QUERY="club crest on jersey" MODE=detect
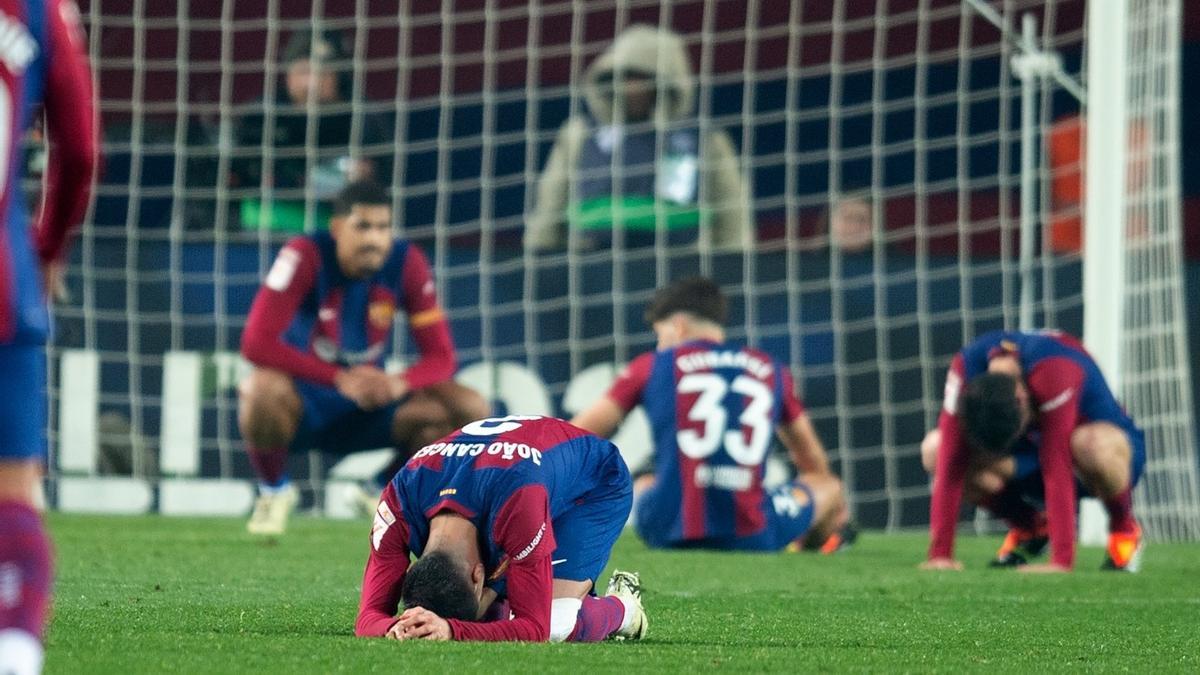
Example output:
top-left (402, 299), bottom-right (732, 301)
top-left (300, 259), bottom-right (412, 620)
top-left (368, 300), bottom-right (395, 329)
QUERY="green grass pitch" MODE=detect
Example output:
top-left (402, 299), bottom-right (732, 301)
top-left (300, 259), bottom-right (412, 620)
top-left (44, 514), bottom-right (1199, 673)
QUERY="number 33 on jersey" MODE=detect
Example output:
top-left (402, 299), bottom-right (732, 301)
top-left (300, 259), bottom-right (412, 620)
top-left (606, 339), bottom-right (805, 497)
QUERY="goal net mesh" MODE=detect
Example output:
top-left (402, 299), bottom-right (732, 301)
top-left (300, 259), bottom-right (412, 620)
top-left (44, 0), bottom-right (1197, 536)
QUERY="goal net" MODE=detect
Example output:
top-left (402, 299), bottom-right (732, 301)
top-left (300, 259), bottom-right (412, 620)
top-left (45, 0), bottom-right (1198, 537)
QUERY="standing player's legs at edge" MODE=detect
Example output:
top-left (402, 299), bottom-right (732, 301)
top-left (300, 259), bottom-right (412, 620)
top-left (237, 367), bottom-right (489, 535)
top-left (0, 346), bottom-right (52, 675)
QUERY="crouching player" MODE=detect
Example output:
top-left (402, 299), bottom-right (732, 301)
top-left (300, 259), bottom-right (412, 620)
top-left (238, 180), bottom-right (488, 535)
top-left (921, 330), bottom-right (1146, 573)
top-left (354, 415), bottom-right (647, 642)
top-left (572, 277), bottom-right (852, 553)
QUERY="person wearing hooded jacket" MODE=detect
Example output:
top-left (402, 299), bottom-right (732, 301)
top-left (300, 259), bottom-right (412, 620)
top-left (525, 25), bottom-right (751, 253)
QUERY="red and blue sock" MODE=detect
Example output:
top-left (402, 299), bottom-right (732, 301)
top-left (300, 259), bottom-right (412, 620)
top-left (1104, 487), bottom-right (1138, 534)
top-left (0, 501), bottom-right (53, 640)
top-left (567, 595), bottom-right (626, 642)
top-left (247, 445), bottom-right (290, 489)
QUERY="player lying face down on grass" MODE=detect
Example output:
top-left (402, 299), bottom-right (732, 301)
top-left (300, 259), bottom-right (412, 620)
top-left (237, 180), bottom-right (489, 536)
top-left (571, 277), bottom-right (854, 553)
top-left (355, 415), bottom-right (647, 642)
top-left (920, 330), bottom-right (1146, 573)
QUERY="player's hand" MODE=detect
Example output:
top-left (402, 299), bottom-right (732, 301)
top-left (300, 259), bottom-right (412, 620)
top-left (336, 366), bottom-right (397, 410)
top-left (919, 558), bottom-right (964, 571)
top-left (40, 260), bottom-right (68, 303)
top-left (1017, 563), bottom-right (1071, 574)
top-left (393, 606), bottom-right (451, 641)
top-left (387, 375), bottom-right (409, 402)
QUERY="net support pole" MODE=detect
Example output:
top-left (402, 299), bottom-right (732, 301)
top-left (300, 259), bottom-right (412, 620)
top-left (1014, 13), bottom-right (1040, 331)
top-left (1081, 0), bottom-right (1130, 545)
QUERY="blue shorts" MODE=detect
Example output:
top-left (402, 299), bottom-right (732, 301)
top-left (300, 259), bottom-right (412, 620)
top-left (0, 344), bottom-right (47, 461)
top-left (731, 482), bottom-right (816, 551)
top-left (634, 480), bottom-right (815, 552)
top-left (1009, 423), bottom-right (1147, 499)
top-left (547, 458), bottom-right (632, 587)
top-left (289, 379), bottom-right (402, 454)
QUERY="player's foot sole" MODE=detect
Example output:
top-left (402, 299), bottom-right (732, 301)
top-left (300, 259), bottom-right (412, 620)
top-left (605, 569), bottom-right (647, 641)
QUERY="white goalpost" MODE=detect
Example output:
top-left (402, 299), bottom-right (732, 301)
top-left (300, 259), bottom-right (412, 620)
top-left (1086, 0), bottom-right (1200, 541)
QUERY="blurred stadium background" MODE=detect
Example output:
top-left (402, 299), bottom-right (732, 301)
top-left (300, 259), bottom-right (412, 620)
top-left (39, 0), bottom-right (1200, 537)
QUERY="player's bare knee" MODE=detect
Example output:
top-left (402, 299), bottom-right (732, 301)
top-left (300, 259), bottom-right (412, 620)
top-left (237, 369), bottom-right (301, 445)
top-left (920, 428), bottom-right (940, 475)
top-left (0, 461), bottom-right (41, 506)
top-left (427, 381), bottom-right (491, 426)
top-left (391, 394), bottom-right (454, 449)
top-left (1072, 423), bottom-right (1129, 469)
top-left (803, 474), bottom-right (844, 523)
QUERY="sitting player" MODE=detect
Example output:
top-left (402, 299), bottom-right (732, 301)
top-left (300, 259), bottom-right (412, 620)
top-left (355, 415), bottom-right (646, 642)
top-left (572, 277), bottom-right (852, 552)
top-left (921, 329), bottom-right (1146, 573)
top-left (238, 180), bottom-right (489, 535)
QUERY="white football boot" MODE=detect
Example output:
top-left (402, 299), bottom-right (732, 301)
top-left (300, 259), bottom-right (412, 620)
top-left (605, 569), bottom-right (648, 640)
top-left (246, 483), bottom-right (300, 535)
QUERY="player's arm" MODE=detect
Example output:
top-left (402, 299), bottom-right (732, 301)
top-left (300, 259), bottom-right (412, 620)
top-left (776, 415), bottom-right (830, 475)
top-left (354, 484), bottom-right (413, 637)
top-left (240, 239), bottom-right (341, 386)
top-left (571, 352), bottom-right (655, 438)
top-left (925, 355), bottom-right (969, 568)
top-left (571, 398), bottom-right (625, 439)
top-left (774, 368), bottom-right (830, 475)
top-left (444, 485), bottom-right (555, 641)
top-left (35, 0), bottom-right (100, 267)
top-left (1026, 358), bottom-right (1085, 570)
top-left (394, 244), bottom-right (456, 392)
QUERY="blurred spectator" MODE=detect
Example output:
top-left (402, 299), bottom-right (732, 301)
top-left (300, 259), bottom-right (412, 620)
top-left (826, 195), bottom-right (874, 253)
top-left (232, 29), bottom-right (392, 232)
top-left (525, 25), bottom-right (751, 252)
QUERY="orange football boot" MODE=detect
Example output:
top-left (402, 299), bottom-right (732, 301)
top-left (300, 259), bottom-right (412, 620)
top-left (1102, 522), bottom-right (1144, 572)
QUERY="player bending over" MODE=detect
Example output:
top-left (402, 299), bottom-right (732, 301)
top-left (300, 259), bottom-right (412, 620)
top-left (572, 277), bottom-right (852, 553)
top-left (238, 180), bottom-right (489, 535)
top-left (921, 329), bottom-right (1145, 573)
top-left (0, 1), bottom-right (99, 672)
top-left (355, 415), bottom-right (646, 642)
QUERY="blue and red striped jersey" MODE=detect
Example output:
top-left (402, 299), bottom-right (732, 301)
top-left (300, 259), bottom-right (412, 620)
top-left (356, 415), bottom-right (628, 641)
top-left (0, 0), bottom-right (98, 346)
top-left (240, 231), bottom-right (456, 388)
top-left (606, 339), bottom-right (805, 545)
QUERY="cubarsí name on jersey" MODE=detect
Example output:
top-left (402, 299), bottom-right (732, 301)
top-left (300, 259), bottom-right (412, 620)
top-left (676, 349), bottom-right (773, 379)
top-left (412, 440), bottom-right (544, 466)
